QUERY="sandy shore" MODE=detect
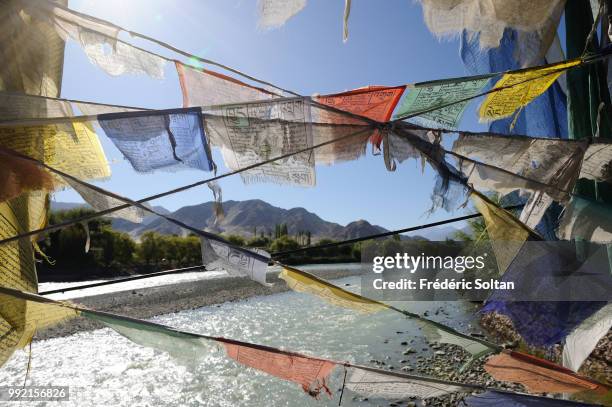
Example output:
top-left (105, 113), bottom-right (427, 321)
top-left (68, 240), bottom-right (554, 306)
top-left (37, 267), bottom-right (361, 340)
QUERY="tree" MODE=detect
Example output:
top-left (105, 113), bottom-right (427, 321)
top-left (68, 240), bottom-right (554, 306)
top-left (225, 234), bottom-right (246, 247)
top-left (280, 223), bottom-right (288, 237)
top-left (138, 231), bottom-right (163, 265)
top-left (246, 235), bottom-right (271, 248)
top-left (269, 236), bottom-right (300, 252)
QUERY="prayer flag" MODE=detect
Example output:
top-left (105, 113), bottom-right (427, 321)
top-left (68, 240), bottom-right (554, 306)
top-left (204, 98), bottom-right (315, 186)
top-left (98, 108), bottom-right (213, 173)
top-left (223, 341), bottom-right (336, 398)
top-left (395, 76), bottom-right (491, 128)
top-left (484, 351), bottom-right (609, 395)
top-left (464, 390), bottom-right (600, 406)
top-left (176, 63), bottom-right (276, 107)
top-left (346, 367), bottom-right (472, 400)
top-left (200, 237), bottom-right (271, 286)
top-left (279, 267), bottom-right (386, 313)
top-left (558, 196), bottom-right (612, 243)
top-left (563, 304), bottom-right (612, 372)
top-left (479, 60), bottom-right (581, 121)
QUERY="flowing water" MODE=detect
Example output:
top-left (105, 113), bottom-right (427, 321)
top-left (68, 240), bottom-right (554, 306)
top-left (2, 265), bottom-right (483, 406)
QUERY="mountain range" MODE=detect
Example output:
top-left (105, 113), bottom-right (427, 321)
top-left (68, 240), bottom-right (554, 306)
top-left (51, 199), bottom-right (466, 241)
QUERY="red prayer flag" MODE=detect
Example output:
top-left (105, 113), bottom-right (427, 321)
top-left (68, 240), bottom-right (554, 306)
top-left (222, 341), bottom-right (337, 398)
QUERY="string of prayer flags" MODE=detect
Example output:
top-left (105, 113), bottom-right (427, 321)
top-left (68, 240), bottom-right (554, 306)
top-left (279, 266), bottom-right (386, 313)
top-left (558, 196), bottom-right (612, 243)
top-left (563, 304), bottom-right (612, 373)
top-left (484, 351), bottom-right (610, 396)
top-left (1, 147), bottom-right (269, 289)
top-left (479, 59), bottom-right (581, 121)
top-left (98, 108), bottom-right (213, 173)
top-left (394, 75), bottom-right (492, 128)
top-left (0, 287), bottom-right (508, 402)
top-left (87, 306), bottom-right (336, 399)
top-left (0, 147), bottom-right (55, 203)
top-left (464, 390), bottom-right (601, 406)
top-left (222, 341), bottom-right (336, 398)
top-left (345, 367), bottom-right (474, 400)
top-left (200, 237), bottom-right (271, 286)
top-left (204, 98), bottom-right (316, 186)
top-left (176, 63), bottom-right (277, 107)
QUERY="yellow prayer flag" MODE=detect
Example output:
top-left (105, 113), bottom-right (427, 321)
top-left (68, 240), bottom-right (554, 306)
top-left (0, 191), bottom-right (63, 367)
top-left (0, 122), bottom-right (110, 187)
top-left (470, 191), bottom-right (531, 275)
top-left (279, 267), bottom-right (386, 313)
top-left (0, 291), bottom-right (78, 366)
top-left (479, 59), bottom-right (581, 121)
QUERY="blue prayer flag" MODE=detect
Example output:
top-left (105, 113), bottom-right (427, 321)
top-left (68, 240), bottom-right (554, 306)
top-left (99, 107), bottom-right (213, 173)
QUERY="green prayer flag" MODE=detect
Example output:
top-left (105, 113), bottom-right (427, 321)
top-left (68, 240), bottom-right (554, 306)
top-left (394, 76), bottom-right (492, 128)
top-left (83, 310), bottom-right (218, 359)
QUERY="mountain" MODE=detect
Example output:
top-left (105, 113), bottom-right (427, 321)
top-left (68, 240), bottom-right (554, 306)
top-left (50, 201), bottom-right (88, 211)
top-left (80, 199), bottom-right (422, 242)
top-left (51, 198), bottom-right (434, 242)
top-left (405, 223), bottom-right (468, 241)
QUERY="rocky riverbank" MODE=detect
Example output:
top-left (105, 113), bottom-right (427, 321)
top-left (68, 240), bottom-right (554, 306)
top-left (480, 312), bottom-right (612, 385)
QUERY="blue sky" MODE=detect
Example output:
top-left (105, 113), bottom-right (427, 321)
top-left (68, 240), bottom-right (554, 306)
top-left (55, 0), bottom-right (488, 230)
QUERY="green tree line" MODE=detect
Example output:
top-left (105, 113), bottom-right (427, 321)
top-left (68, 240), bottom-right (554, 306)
top-left (37, 210), bottom-right (375, 280)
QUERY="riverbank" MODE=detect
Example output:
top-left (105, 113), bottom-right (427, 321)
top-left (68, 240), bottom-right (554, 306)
top-left (480, 312), bottom-right (612, 385)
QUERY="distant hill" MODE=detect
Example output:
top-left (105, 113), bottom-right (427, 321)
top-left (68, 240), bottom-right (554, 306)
top-left (51, 198), bottom-right (429, 242)
top-left (50, 201), bottom-right (88, 211)
top-left (49, 198), bottom-right (475, 242)
top-left (405, 224), bottom-right (468, 241)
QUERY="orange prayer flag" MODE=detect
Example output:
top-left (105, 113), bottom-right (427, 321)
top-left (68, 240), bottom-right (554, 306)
top-left (222, 340), bottom-right (337, 398)
top-left (484, 351), bottom-right (610, 395)
top-left (315, 85), bottom-right (406, 148)
top-left (0, 147), bottom-right (55, 202)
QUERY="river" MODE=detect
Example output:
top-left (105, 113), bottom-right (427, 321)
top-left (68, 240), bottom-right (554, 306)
top-left (2, 265), bottom-right (483, 406)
